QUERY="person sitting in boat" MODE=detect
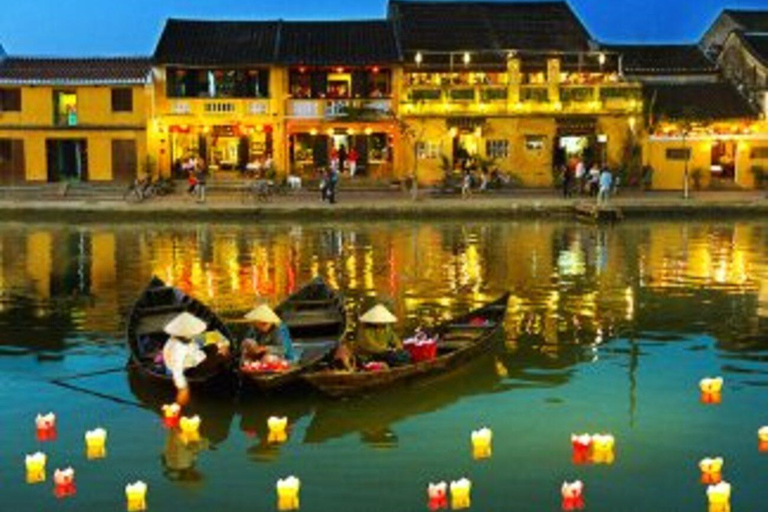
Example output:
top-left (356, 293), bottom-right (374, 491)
top-left (356, 304), bottom-right (411, 367)
top-left (162, 312), bottom-right (230, 406)
top-left (241, 304), bottom-right (297, 370)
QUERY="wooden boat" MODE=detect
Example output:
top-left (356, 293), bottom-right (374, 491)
top-left (239, 277), bottom-right (347, 391)
top-left (126, 276), bottom-right (235, 386)
top-left (301, 293), bottom-right (510, 397)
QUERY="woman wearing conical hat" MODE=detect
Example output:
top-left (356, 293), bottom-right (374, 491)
top-left (356, 304), bottom-right (410, 366)
top-left (162, 312), bottom-right (229, 406)
top-left (241, 304), bottom-right (297, 365)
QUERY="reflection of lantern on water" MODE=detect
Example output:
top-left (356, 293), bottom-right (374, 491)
top-left (700, 377), bottom-right (723, 404)
top-left (471, 427), bottom-right (492, 460)
top-left (126, 481), bottom-right (148, 511)
top-left (758, 426), bottom-right (768, 452)
top-left (707, 481), bottom-right (731, 512)
top-left (591, 434), bottom-right (615, 465)
top-left (571, 434), bottom-right (592, 464)
top-left (162, 404), bottom-right (181, 428)
top-left (36, 412), bottom-right (57, 441)
top-left (85, 428), bottom-right (107, 460)
top-left (700, 457), bottom-right (724, 484)
top-left (25, 452), bottom-right (47, 484)
top-left (449, 478), bottom-right (471, 510)
top-left (276, 476), bottom-right (301, 511)
top-left (268, 416), bottom-right (288, 444)
top-left (179, 416), bottom-right (201, 444)
top-left (53, 467), bottom-right (76, 498)
top-left (427, 482), bottom-right (448, 510)
top-left (561, 480), bottom-right (584, 511)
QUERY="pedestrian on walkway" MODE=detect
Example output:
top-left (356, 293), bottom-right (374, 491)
top-left (597, 166), bottom-right (613, 206)
top-left (461, 170), bottom-right (472, 199)
top-left (348, 147), bottom-right (359, 177)
top-left (574, 158), bottom-right (586, 194)
top-left (588, 163), bottom-right (600, 196)
top-left (327, 167), bottom-right (339, 204)
top-left (561, 164), bottom-right (572, 198)
top-left (195, 160), bottom-right (208, 204)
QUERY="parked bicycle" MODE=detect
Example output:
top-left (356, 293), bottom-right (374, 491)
top-left (240, 179), bottom-right (291, 204)
top-left (124, 177), bottom-right (175, 203)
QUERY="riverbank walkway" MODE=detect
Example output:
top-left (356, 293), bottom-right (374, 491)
top-left (0, 185), bottom-right (765, 221)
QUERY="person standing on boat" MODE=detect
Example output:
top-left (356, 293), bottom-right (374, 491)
top-left (356, 304), bottom-right (410, 366)
top-left (241, 304), bottom-right (297, 363)
top-left (162, 312), bottom-right (229, 406)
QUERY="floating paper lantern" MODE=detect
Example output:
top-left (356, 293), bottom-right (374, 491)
top-left (699, 457), bottom-right (724, 485)
top-left (268, 416), bottom-right (288, 444)
top-left (758, 426), bottom-right (768, 452)
top-left (53, 467), bottom-right (76, 499)
top-left (571, 434), bottom-right (592, 465)
top-left (449, 478), bottom-right (471, 510)
top-left (706, 481), bottom-right (731, 512)
top-left (126, 481), bottom-right (148, 511)
top-left (591, 434), bottom-right (615, 465)
top-left (85, 428), bottom-right (107, 460)
top-left (162, 404), bottom-right (181, 428)
top-left (179, 415), bottom-right (201, 444)
top-left (25, 452), bottom-right (47, 484)
top-left (36, 412), bottom-right (57, 442)
top-left (561, 480), bottom-right (585, 511)
top-left (471, 427), bottom-right (492, 460)
top-left (700, 377), bottom-right (723, 404)
top-left (276, 476), bottom-right (301, 511)
top-left (427, 482), bottom-right (448, 510)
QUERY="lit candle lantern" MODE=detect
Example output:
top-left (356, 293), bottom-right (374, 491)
top-left (53, 467), bottom-right (76, 499)
top-left (85, 428), bottom-right (107, 459)
top-left (591, 434), bottom-right (615, 464)
top-left (427, 482), bottom-right (448, 510)
top-left (706, 481), bottom-right (731, 512)
top-left (570, 434), bottom-right (592, 465)
top-left (126, 481), bottom-right (148, 511)
top-left (561, 480), bottom-right (585, 511)
top-left (276, 476), bottom-right (301, 511)
top-left (25, 452), bottom-right (47, 484)
top-left (471, 427), bottom-right (492, 460)
top-left (268, 416), bottom-right (289, 444)
top-left (162, 403), bottom-right (181, 428)
top-left (449, 478), bottom-right (471, 510)
top-left (700, 377), bottom-right (724, 404)
top-left (179, 415), bottom-right (201, 444)
top-left (36, 412), bottom-right (57, 442)
top-left (758, 426), bottom-right (768, 452)
top-left (699, 457), bottom-right (724, 485)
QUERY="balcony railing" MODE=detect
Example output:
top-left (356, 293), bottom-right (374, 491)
top-left (166, 99), bottom-right (270, 117)
top-left (286, 99), bottom-right (393, 119)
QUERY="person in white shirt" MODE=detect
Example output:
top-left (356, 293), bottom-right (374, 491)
top-left (162, 312), bottom-right (229, 405)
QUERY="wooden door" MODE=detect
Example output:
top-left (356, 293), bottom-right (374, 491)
top-left (112, 139), bottom-right (137, 182)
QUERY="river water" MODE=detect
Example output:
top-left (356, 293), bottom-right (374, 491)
top-left (0, 219), bottom-right (767, 511)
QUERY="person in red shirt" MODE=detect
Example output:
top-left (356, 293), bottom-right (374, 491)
top-left (348, 147), bottom-right (359, 177)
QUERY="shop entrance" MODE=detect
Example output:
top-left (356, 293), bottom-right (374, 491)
top-left (46, 139), bottom-right (88, 182)
top-left (452, 132), bottom-right (481, 170)
top-left (710, 140), bottom-right (736, 181)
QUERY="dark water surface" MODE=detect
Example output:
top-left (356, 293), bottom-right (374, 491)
top-left (1, 220), bottom-right (767, 512)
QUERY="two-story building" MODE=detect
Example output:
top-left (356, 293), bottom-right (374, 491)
top-left (390, 0), bottom-right (643, 185)
top-left (0, 56), bottom-right (151, 183)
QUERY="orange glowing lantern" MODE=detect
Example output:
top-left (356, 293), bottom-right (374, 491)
top-left (707, 481), bottom-right (731, 512)
top-left (428, 482), bottom-right (448, 510)
top-left (36, 412), bottom-right (57, 442)
top-left (85, 428), bottom-right (107, 460)
top-left (162, 403), bottom-right (181, 428)
top-left (700, 457), bottom-right (723, 485)
top-left (268, 416), bottom-right (288, 444)
top-left (561, 480), bottom-right (584, 511)
top-left (126, 481), bottom-right (148, 511)
top-left (571, 434), bottom-right (592, 465)
top-left (700, 377), bottom-right (723, 404)
top-left (471, 427), bottom-right (492, 460)
top-left (25, 452), bottom-right (47, 484)
top-left (449, 478), bottom-right (471, 510)
top-left (276, 476), bottom-right (300, 511)
top-left (179, 415), bottom-right (201, 444)
top-left (53, 467), bottom-right (76, 499)
top-left (759, 426), bottom-right (768, 452)
top-left (591, 434), bottom-right (615, 465)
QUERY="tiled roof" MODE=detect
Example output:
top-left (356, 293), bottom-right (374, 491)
top-left (389, 0), bottom-right (592, 56)
top-left (603, 44), bottom-right (717, 74)
top-left (154, 19), bottom-right (280, 65)
top-left (646, 82), bottom-right (758, 121)
top-left (725, 9), bottom-right (768, 32)
top-left (741, 33), bottom-right (768, 68)
top-left (277, 21), bottom-right (400, 65)
top-left (0, 57), bottom-right (151, 85)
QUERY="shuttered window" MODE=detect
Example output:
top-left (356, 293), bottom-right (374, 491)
top-left (0, 88), bottom-right (22, 112)
top-left (111, 88), bottom-right (134, 112)
top-left (111, 139), bottom-right (137, 182)
top-left (0, 139), bottom-right (26, 183)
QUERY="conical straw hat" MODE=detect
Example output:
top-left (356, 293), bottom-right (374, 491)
top-left (360, 304), bottom-right (397, 324)
top-left (164, 312), bottom-right (207, 339)
top-left (244, 304), bottom-right (282, 324)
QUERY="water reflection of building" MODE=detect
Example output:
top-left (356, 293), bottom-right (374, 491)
top-left (0, 221), bottom-right (765, 354)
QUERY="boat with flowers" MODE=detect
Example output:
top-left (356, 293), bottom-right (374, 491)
top-left (301, 293), bottom-right (510, 397)
top-left (239, 277), bottom-right (347, 391)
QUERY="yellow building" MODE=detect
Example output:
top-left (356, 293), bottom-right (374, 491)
top-left (0, 56), bottom-right (151, 183)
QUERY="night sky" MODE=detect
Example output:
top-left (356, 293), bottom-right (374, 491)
top-left (1, 0), bottom-right (767, 56)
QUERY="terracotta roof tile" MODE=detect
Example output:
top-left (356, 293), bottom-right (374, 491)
top-left (604, 45), bottom-right (717, 74)
top-left (646, 82), bottom-right (758, 121)
top-left (0, 57), bottom-right (151, 84)
top-left (725, 9), bottom-right (768, 32)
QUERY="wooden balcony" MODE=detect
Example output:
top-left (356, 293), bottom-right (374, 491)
top-left (285, 98), bottom-right (393, 120)
top-left (164, 98), bottom-right (271, 117)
